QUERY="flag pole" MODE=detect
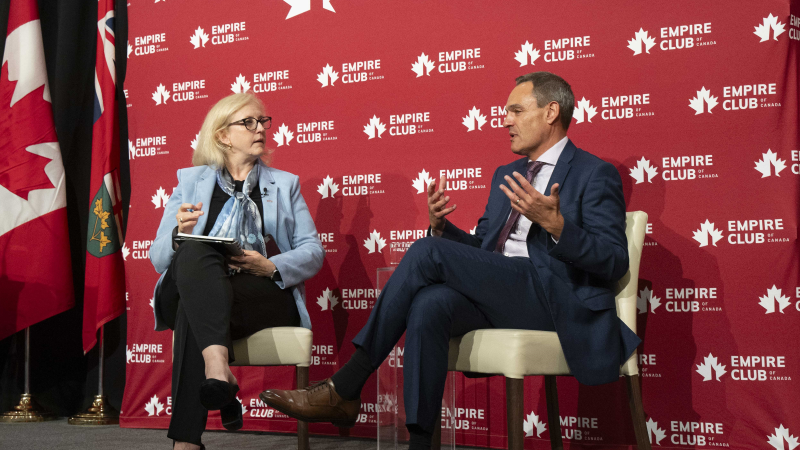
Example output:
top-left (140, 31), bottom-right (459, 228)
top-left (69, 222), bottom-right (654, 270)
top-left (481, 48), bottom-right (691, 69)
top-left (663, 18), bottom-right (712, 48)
top-left (68, 325), bottom-right (119, 425)
top-left (0, 328), bottom-right (57, 422)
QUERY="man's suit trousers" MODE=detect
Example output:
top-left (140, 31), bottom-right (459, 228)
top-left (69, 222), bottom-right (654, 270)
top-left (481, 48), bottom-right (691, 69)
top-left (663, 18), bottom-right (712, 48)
top-left (352, 237), bottom-right (555, 433)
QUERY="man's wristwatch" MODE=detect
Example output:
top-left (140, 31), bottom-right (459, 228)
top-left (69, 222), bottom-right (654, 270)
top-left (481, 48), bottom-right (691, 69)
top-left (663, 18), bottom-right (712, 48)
top-left (270, 269), bottom-right (282, 282)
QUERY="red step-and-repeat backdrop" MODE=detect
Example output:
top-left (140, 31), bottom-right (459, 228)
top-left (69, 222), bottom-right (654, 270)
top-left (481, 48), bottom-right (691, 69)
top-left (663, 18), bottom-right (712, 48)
top-left (119, 1), bottom-right (800, 448)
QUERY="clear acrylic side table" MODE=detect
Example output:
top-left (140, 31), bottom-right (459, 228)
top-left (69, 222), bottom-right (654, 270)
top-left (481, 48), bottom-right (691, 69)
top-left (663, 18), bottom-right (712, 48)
top-left (376, 266), bottom-right (456, 449)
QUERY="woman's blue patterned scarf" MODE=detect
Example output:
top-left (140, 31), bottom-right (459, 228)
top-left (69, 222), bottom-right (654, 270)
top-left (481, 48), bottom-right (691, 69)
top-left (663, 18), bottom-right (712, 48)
top-left (208, 164), bottom-right (266, 256)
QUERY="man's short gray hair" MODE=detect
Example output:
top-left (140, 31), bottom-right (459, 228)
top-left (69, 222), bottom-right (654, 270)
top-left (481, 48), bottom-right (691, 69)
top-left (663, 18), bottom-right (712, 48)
top-left (515, 72), bottom-right (575, 131)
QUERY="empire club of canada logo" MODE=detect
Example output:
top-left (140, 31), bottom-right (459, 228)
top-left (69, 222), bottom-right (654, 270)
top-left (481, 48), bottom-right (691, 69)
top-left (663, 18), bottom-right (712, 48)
top-left (273, 124), bottom-right (294, 147)
top-left (152, 84), bottom-right (170, 105)
top-left (759, 285), bottom-right (792, 314)
top-left (412, 170), bottom-right (435, 194)
top-left (692, 220), bottom-right (723, 247)
top-left (284, 0), bottom-right (335, 20)
top-left (627, 29), bottom-right (657, 55)
top-left (646, 418), bottom-right (667, 445)
top-left (317, 64), bottom-right (339, 87)
top-left (755, 149), bottom-right (787, 177)
top-left (637, 287), bottom-right (661, 314)
top-left (514, 41), bottom-right (541, 66)
top-left (689, 87), bottom-right (718, 114)
top-left (230, 74), bottom-right (250, 93)
top-left (630, 157), bottom-right (658, 184)
top-left (151, 187), bottom-right (170, 209)
top-left (364, 116), bottom-right (386, 139)
top-left (317, 287), bottom-right (339, 311)
top-left (462, 107), bottom-right (487, 131)
top-left (523, 410), bottom-right (547, 437)
top-left (144, 394), bottom-right (165, 416)
top-left (190, 27), bottom-right (209, 49)
top-left (317, 175), bottom-right (339, 199)
top-left (411, 53), bottom-right (435, 77)
top-left (696, 353), bottom-right (727, 381)
top-left (768, 425), bottom-right (799, 450)
top-left (363, 230), bottom-right (387, 253)
top-left (573, 97), bottom-right (597, 124)
top-left (754, 14), bottom-right (786, 42)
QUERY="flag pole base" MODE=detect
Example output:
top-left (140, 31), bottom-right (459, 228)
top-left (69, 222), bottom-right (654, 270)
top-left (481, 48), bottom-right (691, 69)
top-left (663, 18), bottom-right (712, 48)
top-left (0, 394), bottom-right (57, 422)
top-left (67, 395), bottom-right (119, 425)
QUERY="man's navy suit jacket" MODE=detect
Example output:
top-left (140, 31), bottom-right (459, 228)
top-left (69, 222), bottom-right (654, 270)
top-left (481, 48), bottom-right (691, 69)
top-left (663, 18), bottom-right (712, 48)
top-left (439, 139), bottom-right (641, 385)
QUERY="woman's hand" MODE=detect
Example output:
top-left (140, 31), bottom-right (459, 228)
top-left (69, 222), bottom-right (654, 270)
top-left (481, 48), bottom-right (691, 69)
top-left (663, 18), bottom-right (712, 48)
top-left (228, 250), bottom-right (276, 278)
top-left (176, 202), bottom-right (204, 234)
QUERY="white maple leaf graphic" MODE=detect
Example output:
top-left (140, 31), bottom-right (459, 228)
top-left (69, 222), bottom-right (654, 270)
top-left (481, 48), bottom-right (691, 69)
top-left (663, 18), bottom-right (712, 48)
top-left (629, 157), bottom-right (659, 184)
top-left (412, 170), bottom-right (435, 194)
top-left (759, 285), bottom-right (792, 314)
top-left (755, 149), bottom-right (787, 178)
top-left (646, 418), bottom-right (666, 445)
top-left (317, 175), bottom-right (340, 199)
top-left (126, 345), bottom-right (133, 364)
top-left (151, 187), bottom-right (170, 209)
top-left (272, 123), bottom-right (294, 147)
top-left (128, 140), bottom-right (136, 160)
top-left (462, 106), bottom-right (487, 131)
top-left (768, 424), bottom-right (800, 450)
top-left (573, 97), bottom-right (597, 124)
top-left (144, 395), bottom-right (165, 416)
top-left (411, 53), bottom-right (435, 77)
top-left (469, 226), bottom-right (476, 235)
top-left (284, 0), bottom-right (311, 19)
top-left (514, 41), bottom-right (540, 66)
top-left (317, 64), bottom-right (339, 87)
top-left (364, 230), bottom-right (387, 254)
top-left (692, 219), bottom-right (724, 247)
top-left (230, 74), bottom-right (251, 94)
top-left (316, 287), bottom-right (339, 311)
top-left (637, 287), bottom-right (661, 314)
top-left (689, 87), bottom-right (718, 115)
top-left (189, 26), bottom-right (209, 49)
top-left (696, 353), bottom-right (727, 381)
top-left (322, 0), bottom-right (335, 12)
top-left (151, 84), bottom-right (170, 105)
top-left (363, 115), bottom-right (386, 139)
top-left (523, 411), bottom-right (547, 437)
top-left (190, 133), bottom-right (200, 150)
top-left (755, 14), bottom-right (786, 42)
top-left (237, 396), bottom-right (247, 415)
top-left (627, 28), bottom-right (657, 55)
top-left (127, 43), bottom-right (132, 58)
top-left (121, 243), bottom-right (130, 261)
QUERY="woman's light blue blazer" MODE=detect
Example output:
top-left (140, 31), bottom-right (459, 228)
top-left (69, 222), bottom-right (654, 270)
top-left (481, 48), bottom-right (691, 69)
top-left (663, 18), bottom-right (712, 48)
top-left (149, 160), bottom-right (324, 331)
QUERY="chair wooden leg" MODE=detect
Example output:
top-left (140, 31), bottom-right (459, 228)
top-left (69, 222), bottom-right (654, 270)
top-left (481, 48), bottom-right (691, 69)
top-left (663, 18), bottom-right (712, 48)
top-left (544, 376), bottom-right (563, 450)
top-left (506, 377), bottom-right (524, 450)
top-left (431, 408), bottom-right (442, 450)
top-left (296, 366), bottom-right (310, 450)
top-left (625, 375), bottom-right (652, 450)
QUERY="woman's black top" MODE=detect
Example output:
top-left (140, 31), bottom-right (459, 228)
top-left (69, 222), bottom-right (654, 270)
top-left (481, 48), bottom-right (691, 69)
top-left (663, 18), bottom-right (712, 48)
top-left (202, 180), bottom-right (265, 236)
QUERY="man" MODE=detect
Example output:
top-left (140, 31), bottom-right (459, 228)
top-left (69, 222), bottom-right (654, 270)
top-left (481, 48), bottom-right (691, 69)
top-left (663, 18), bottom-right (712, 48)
top-left (260, 72), bottom-right (640, 450)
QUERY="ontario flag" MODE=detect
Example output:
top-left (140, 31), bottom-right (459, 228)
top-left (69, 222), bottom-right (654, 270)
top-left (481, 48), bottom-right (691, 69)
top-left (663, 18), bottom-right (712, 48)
top-left (0, 0), bottom-right (74, 340)
top-left (82, 0), bottom-right (125, 353)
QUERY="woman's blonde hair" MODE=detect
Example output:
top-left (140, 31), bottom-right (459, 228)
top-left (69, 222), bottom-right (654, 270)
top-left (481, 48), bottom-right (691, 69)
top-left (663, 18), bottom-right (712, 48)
top-left (192, 92), bottom-right (273, 168)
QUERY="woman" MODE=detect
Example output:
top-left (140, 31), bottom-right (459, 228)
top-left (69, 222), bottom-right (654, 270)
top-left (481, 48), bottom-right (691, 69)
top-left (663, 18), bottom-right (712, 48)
top-left (149, 92), bottom-right (324, 450)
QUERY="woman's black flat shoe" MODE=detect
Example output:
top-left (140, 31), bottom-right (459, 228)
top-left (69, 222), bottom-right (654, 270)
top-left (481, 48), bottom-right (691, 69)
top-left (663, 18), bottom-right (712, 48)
top-left (220, 397), bottom-right (244, 431)
top-left (199, 378), bottom-right (239, 411)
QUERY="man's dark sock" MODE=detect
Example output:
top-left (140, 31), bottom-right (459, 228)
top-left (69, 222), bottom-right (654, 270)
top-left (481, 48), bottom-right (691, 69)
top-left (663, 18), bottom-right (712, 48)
top-left (408, 425), bottom-right (433, 450)
top-left (330, 347), bottom-right (373, 401)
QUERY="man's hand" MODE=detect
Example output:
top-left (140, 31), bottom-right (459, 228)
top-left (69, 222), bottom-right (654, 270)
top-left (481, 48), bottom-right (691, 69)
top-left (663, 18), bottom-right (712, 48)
top-left (228, 250), bottom-right (277, 278)
top-left (499, 172), bottom-right (564, 240)
top-left (427, 174), bottom-right (456, 237)
top-left (176, 202), bottom-right (204, 234)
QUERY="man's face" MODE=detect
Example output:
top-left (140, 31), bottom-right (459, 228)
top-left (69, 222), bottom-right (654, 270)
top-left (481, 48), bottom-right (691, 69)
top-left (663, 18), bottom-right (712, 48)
top-left (503, 82), bottom-right (549, 157)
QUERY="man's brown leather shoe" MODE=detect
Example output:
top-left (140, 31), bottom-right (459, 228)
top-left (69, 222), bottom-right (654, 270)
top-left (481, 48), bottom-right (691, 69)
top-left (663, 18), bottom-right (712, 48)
top-left (259, 378), bottom-right (361, 427)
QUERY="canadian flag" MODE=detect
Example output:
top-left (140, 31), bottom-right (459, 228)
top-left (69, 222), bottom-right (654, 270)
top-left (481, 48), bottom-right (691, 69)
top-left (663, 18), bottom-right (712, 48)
top-left (0, 0), bottom-right (74, 340)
